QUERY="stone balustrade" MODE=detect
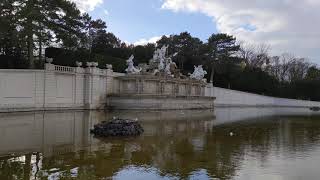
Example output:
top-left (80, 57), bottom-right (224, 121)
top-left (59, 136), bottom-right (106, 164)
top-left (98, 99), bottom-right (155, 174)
top-left (54, 65), bottom-right (76, 73)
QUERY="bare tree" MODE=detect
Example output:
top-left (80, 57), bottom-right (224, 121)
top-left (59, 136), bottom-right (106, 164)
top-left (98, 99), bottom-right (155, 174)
top-left (287, 58), bottom-right (311, 82)
top-left (237, 41), bottom-right (255, 63)
top-left (268, 53), bottom-right (311, 82)
top-left (237, 41), bottom-right (271, 68)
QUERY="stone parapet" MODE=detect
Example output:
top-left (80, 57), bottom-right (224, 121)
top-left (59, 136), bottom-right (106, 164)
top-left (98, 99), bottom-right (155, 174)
top-left (107, 94), bottom-right (215, 110)
top-left (113, 74), bottom-right (207, 97)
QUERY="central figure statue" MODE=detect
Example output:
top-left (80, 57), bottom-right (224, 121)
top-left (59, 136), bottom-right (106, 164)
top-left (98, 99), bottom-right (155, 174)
top-left (148, 45), bottom-right (179, 77)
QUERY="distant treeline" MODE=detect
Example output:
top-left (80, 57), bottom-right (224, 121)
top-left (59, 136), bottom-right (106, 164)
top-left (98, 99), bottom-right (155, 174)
top-left (1, 0), bottom-right (320, 101)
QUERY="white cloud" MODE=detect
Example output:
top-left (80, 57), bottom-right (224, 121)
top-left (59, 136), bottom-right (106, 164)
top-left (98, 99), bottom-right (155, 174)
top-left (134, 35), bottom-right (167, 46)
top-left (70, 0), bottom-right (103, 12)
top-left (162, 0), bottom-right (320, 62)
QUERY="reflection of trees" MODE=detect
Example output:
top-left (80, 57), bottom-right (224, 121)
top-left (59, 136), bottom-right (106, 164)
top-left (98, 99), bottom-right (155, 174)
top-left (0, 154), bottom-right (33, 180)
top-left (2, 115), bottom-right (320, 179)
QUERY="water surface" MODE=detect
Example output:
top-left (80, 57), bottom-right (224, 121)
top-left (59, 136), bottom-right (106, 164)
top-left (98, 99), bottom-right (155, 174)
top-left (1, 108), bottom-right (320, 180)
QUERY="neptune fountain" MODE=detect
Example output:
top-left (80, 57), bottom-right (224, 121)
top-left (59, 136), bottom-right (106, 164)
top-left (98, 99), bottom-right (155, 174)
top-left (107, 45), bottom-right (215, 110)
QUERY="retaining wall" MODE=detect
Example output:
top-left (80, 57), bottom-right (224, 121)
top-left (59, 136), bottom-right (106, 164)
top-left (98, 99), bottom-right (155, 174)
top-left (1, 63), bottom-right (319, 112)
top-left (0, 63), bottom-right (116, 112)
top-left (207, 86), bottom-right (320, 107)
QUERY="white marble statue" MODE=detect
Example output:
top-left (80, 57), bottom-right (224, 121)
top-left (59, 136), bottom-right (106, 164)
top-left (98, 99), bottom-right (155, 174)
top-left (75, 61), bottom-right (82, 67)
top-left (190, 65), bottom-right (207, 80)
top-left (158, 57), bottom-right (165, 71)
top-left (152, 45), bottom-right (179, 74)
top-left (165, 60), bottom-right (171, 75)
top-left (165, 58), bottom-right (177, 76)
top-left (125, 55), bottom-right (141, 74)
top-left (152, 45), bottom-right (168, 70)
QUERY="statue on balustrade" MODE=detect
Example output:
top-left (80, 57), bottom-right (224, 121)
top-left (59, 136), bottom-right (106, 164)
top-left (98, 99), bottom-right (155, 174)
top-left (125, 55), bottom-right (141, 74)
top-left (189, 65), bottom-right (207, 81)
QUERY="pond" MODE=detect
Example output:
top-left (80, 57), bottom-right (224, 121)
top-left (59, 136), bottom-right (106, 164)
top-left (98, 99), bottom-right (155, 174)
top-left (0, 108), bottom-right (320, 180)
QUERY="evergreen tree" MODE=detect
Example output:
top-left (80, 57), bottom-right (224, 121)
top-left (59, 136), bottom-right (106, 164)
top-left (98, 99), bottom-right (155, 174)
top-left (156, 32), bottom-right (203, 73)
top-left (1, 0), bottom-right (89, 68)
top-left (205, 33), bottom-right (240, 82)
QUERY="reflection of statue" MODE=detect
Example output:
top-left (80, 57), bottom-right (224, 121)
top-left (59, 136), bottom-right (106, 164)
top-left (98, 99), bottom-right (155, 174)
top-left (189, 65), bottom-right (207, 81)
top-left (125, 55), bottom-right (141, 74)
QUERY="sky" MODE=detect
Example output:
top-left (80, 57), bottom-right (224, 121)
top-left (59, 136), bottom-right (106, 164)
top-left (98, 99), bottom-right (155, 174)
top-left (71, 0), bottom-right (320, 63)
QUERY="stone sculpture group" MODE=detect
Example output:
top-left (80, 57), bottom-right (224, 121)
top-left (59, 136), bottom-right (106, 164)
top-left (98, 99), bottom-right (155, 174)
top-left (189, 65), bottom-right (207, 81)
top-left (125, 55), bottom-right (141, 74)
top-left (125, 45), bottom-right (207, 82)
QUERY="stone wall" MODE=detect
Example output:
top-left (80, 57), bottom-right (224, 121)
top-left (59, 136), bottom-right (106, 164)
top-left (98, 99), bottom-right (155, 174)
top-left (3, 62), bottom-right (319, 112)
top-left (113, 75), bottom-right (206, 96)
top-left (0, 63), bottom-right (117, 112)
top-left (106, 74), bottom-right (214, 110)
top-left (107, 95), bottom-right (215, 110)
top-left (205, 86), bottom-right (320, 107)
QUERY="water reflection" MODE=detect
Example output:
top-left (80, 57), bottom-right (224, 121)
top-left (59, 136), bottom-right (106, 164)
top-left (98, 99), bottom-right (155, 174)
top-left (0, 108), bottom-right (320, 179)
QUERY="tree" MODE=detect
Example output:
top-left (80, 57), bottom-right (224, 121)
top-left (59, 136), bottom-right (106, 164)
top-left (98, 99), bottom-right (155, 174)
top-left (306, 66), bottom-right (320, 81)
top-left (84, 18), bottom-right (107, 61)
top-left (1, 0), bottom-right (89, 68)
top-left (268, 53), bottom-right (295, 82)
top-left (156, 32), bottom-right (203, 73)
top-left (132, 43), bottom-right (155, 64)
top-left (205, 33), bottom-right (240, 83)
top-left (92, 31), bottom-right (121, 55)
top-left (238, 42), bottom-right (271, 68)
top-left (267, 53), bottom-right (311, 83)
top-left (0, 0), bottom-right (26, 65)
top-left (287, 58), bottom-right (311, 82)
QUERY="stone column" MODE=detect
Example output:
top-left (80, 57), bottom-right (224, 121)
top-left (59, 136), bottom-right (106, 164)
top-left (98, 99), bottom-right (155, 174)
top-left (84, 66), bottom-right (102, 109)
top-left (75, 67), bottom-right (85, 107)
top-left (44, 63), bottom-right (57, 109)
top-left (106, 68), bottom-right (114, 95)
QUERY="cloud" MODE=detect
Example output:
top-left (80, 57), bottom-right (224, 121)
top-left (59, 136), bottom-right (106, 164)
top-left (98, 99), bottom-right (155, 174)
top-left (134, 35), bottom-right (167, 46)
top-left (162, 0), bottom-right (320, 62)
top-left (70, 0), bottom-right (103, 12)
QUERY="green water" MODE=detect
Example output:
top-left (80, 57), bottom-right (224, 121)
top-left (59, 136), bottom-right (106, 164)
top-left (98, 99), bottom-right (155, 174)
top-left (1, 108), bottom-right (320, 180)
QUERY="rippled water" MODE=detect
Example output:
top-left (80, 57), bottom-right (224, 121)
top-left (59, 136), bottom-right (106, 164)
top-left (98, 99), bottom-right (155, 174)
top-left (1, 108), bottom-right (320, 180)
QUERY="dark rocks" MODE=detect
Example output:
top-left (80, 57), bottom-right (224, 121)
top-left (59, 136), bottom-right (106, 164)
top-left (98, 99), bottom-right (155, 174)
top-left (90, 118), bottom-right (144, 137)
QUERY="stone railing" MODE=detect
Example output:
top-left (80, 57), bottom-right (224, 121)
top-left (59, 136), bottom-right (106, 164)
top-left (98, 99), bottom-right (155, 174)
top-left (54, 65), bottom-right (76, 73)
top-left (45, 63), bottom-right (112, 76)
